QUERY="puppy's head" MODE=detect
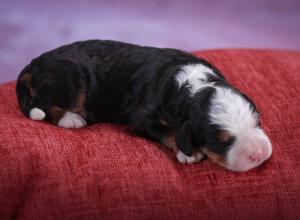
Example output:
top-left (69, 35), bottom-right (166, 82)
top-left (177, 85), bottom-right (272, 172)
top-left (206, 86), bottom-right (272, 172)
top-left (175, 63), bottom-right (272, 171)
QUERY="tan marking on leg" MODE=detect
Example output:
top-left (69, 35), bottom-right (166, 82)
top-left (49, 106), bottom-right (66, 124)
top-left (202, 148), bottom-right (226, 167)
top-left (71, 89), bottom-right (86, 118)
top-left (19, 73), bottom-right (32, 84)
top-left (30, 87), bottom-right (36, 97)
top-left (161, 128), bottom-right (179, 153)
top-left (20, 73), bottom-right (36, 97)
top-left (218, 131), bottom-right (232, 143)
top-left (159, 118), bottom-right (169, 126)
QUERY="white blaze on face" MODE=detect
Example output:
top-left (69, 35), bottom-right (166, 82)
top-left (226, 128), bottom-right (272, 172)
top-left (175, 63), bottom-right (216, 96)
top-left (209, 87), bottom-right (272, 172)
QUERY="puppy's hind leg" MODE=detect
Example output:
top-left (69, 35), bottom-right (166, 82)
top-left (18, 59), bottom-right (89, 129)
top-left (29, 89), bottom-right (87, 129)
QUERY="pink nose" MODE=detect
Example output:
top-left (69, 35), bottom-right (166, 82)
top-left (248, 150), bottom-right (265, 163)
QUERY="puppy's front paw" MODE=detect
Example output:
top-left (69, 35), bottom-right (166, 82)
top-left (58, 111), bottom-right (87, 129)
top-left (176, 150), bottom-right (205, 164)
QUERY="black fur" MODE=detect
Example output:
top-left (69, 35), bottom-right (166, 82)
top-left (16, 40), bottom-right (257, 157)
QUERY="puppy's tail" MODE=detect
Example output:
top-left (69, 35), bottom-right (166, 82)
top-left (16, 68), bottom-right (46, 121)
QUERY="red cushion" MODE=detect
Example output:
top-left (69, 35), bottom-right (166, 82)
top-left (0, 49), bottom-right (299, 219)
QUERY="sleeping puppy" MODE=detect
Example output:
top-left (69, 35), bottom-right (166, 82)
top-left (16, 40), bottom-right (272, 172)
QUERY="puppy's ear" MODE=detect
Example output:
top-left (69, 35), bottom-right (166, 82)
top-left (176, 121), bottom-right (193, 156)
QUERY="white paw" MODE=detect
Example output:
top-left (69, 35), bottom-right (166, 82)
top-left (58, 111), bottom-right (87, 129)
top-left (29, 107), bottom-right (46, 120)
top-left (194, 151), bottom-right (205, 162)
top-left (176, 150), bottom-right (204, 164)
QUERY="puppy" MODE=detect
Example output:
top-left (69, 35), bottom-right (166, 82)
top-left (16, 40), bottom-right (272, 172)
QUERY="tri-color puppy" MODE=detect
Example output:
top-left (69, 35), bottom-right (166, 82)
top-left (16, 40), bottom-right (272, 172)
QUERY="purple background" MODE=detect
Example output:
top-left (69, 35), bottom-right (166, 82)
top-left (1, 0), bottom-right (300, 83)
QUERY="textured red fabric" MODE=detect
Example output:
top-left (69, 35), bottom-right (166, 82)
top-left (0, 49), bottom-right (299, 220)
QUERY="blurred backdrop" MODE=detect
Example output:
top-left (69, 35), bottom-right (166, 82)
top-left (1, 0), bottom-right (300, 83)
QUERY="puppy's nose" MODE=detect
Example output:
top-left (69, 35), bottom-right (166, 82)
top-left (248, 150), bottom-right (265, 163)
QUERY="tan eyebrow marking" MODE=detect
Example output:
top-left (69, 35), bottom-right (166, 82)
top-left (218, 131), bottom-right (231, 143)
